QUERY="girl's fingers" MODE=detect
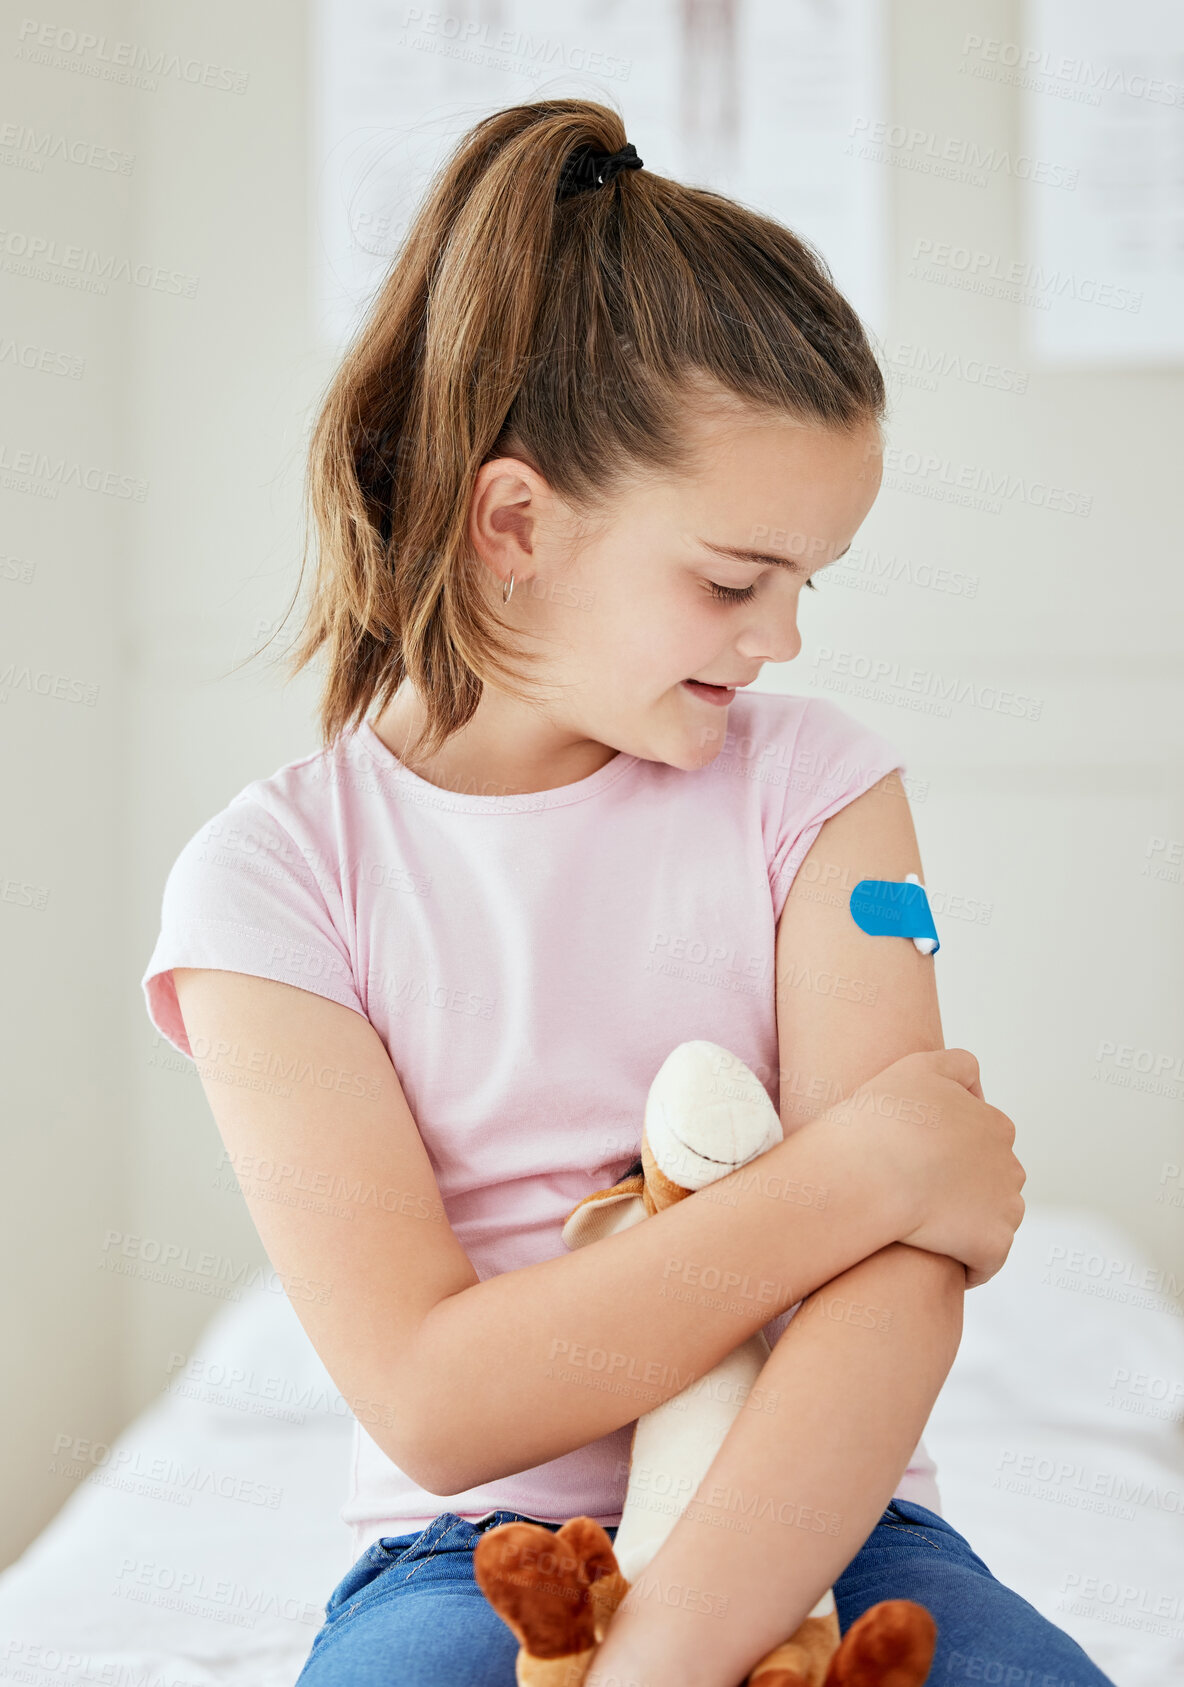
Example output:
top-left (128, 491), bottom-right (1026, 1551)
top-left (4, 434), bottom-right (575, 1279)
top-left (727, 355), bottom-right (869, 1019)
top-left (929, 1047), bottom-right (981, 1094)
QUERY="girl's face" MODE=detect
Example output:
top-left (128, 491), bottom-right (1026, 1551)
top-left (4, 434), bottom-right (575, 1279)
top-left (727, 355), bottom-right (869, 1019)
top-left (478, 403), bottom-right (884, 774)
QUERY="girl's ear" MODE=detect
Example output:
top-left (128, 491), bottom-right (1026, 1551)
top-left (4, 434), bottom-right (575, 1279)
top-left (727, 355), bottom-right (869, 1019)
top-left (561, 1174), bottom-right (647, 1250)
top-left (468, 455), bottom-right (541, 581)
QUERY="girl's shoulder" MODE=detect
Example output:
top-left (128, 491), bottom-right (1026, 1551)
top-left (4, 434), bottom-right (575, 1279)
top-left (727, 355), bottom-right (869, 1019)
top-left (714, 690), bottom-right (907, 920)
top-left (166, 732), bottom-right (355, 879)
top-left (714, 688), bottom-right (904, 794)
top-left (142, 732), bottom-right (372, 1061)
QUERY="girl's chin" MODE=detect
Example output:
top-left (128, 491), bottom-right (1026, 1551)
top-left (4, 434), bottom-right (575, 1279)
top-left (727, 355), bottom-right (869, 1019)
top-left (670, 723), bottom-right (729, 769)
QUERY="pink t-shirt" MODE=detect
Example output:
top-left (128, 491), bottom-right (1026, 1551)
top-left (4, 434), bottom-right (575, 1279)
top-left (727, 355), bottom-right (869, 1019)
top-left (142, 688), bottom-right (941, 1556)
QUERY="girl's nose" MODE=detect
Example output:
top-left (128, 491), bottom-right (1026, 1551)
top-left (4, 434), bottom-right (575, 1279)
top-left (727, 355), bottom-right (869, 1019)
top-left (738, 602), bottom-right (801, 666)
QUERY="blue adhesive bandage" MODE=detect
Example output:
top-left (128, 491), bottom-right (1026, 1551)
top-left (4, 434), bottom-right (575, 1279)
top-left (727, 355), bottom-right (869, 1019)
top-left (849, 872), bottom-right (940, 955)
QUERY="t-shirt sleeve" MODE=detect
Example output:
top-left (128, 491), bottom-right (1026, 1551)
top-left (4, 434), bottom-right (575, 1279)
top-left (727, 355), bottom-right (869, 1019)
top-left (141, 793), bottom-right (367, 1060)
top-left (767, 696), bottom-right (906, 923)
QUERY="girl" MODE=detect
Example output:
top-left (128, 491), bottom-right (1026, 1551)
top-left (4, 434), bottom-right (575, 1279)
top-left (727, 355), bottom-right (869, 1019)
top-left (142, 100), bottom-right (1113, 1687)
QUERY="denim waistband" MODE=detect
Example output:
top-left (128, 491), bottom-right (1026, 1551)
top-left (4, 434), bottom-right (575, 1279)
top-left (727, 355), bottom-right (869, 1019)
top-left (416, 1509), bottom-right (620, 1546)
top-left (471, 1509), bottom-right (619, 1534)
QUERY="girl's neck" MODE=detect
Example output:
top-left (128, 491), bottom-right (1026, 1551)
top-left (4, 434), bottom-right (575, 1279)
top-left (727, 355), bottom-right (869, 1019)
top-left (370, 685), bottom-right (621, 799)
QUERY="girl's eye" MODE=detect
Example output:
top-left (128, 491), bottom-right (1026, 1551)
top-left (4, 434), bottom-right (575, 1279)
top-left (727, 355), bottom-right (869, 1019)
top-left (707, 576), bottom-right (818, 603)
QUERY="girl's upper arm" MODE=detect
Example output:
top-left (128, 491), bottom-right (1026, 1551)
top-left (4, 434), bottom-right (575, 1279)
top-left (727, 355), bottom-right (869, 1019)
top-left (774, 771), bottom-right (944, 1136)
top-left (171, 964), bottom-right (479, 1484)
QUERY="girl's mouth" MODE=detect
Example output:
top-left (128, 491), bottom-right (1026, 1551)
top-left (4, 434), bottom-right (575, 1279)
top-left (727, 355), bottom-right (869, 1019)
top-left (682, 680), bottom-right (736, 707)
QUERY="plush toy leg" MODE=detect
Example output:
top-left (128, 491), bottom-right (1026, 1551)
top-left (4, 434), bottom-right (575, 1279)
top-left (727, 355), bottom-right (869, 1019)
top-left (746, 1595), bottom-right (936, 1687)
top-left (745, 1597), bottom-right (841, 1686)
top-left (473, 1518), bottom-right (629, 1687)
top-left (821, 1599), bottom-right (936, 1687)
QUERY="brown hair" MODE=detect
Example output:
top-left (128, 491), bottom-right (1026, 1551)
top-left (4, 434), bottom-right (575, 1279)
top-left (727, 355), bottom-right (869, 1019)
top-left (272, 97), bottom-right (886, 760)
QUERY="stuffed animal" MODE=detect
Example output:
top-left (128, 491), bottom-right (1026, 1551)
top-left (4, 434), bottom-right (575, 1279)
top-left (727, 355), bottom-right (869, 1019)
top-left (474, 1039), bottom-right (937, 1687)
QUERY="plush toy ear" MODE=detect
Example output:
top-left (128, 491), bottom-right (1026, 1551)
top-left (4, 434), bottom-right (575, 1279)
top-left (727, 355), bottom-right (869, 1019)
top-left (562, 1170), bottom-right (647, 1250)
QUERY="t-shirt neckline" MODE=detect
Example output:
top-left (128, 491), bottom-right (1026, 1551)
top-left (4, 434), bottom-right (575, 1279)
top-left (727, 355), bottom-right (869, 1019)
top-left (356, 718), bottom-right (642, 813)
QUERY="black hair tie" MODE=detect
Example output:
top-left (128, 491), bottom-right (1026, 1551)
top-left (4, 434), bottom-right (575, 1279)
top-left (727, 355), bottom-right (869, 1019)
top-left (557, 141), bottom-right (643, 201)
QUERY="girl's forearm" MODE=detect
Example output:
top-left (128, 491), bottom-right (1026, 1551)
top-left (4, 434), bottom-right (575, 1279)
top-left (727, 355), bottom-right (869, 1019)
top-left (588, 1241), bottom-right (965, 1687)
top-left (401, 1113), bottom-right (908, 1493)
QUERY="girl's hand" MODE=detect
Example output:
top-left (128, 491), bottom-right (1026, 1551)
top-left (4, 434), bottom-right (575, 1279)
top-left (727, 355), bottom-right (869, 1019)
top-left (803, 1047), bottom-right (1026, 1289)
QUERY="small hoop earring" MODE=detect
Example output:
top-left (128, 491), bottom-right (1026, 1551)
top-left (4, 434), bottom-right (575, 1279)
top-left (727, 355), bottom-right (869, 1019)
top-left (502, 572), bottom-right (515, 605)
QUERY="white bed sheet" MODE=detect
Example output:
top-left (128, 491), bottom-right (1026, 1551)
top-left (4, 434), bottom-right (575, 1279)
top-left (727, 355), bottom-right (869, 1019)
top-left (0, 1204), bottom-right (1179, 1687)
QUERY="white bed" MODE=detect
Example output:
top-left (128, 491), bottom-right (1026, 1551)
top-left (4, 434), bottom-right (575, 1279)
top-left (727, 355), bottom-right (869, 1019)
top-left (2, 1204), bottom-right (1180, 1687)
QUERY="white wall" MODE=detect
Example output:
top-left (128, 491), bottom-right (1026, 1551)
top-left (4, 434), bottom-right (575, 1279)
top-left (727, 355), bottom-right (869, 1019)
top-left (848, 0), bottom-right (1184, 1275)
top-left (1, 0), bottom-right (328, 1567)
top-left (2, 0), bottom-right (134, 1571)
top-left (1, 0), bottom-right (1179, 1569)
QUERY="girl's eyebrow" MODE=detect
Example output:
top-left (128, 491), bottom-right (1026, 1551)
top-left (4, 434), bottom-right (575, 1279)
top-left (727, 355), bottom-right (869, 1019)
top-left (698, 539), bottom-right (853, 571)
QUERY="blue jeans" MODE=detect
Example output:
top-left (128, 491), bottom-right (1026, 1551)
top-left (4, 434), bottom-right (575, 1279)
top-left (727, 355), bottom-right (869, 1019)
top-left (294, 1497), bottom-right (1116, 1685)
